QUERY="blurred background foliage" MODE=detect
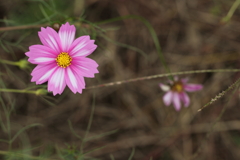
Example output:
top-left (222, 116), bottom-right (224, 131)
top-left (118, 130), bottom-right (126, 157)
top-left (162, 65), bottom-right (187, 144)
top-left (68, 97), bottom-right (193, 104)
top-left (1, 0), bottom-right (240, 160)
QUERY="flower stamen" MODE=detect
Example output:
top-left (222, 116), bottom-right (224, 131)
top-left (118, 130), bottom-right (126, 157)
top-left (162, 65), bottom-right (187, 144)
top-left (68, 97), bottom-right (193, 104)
top-left (56, 52), bottom-right (72, 68)
top-left (171, 81), bottom-right (183, 92)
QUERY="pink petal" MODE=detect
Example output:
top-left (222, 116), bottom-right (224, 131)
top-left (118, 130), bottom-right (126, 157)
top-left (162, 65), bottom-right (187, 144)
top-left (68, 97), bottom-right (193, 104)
top-left (28, 57), bottom-right (56, 64)
top-left (31, 63), bottom-right (58, 84)
top-left (71, 57), bottom-right (99, 78)
top-left (58, 22), bottom-right (76, 52)
top-left (159, 83), bottom-right (170, 92)
top-left (48, 67), bottom-right (66, 95)
top-left (179, 92), bottom-right (190, 107)
top-left (26, 45), bottom-right (57, 57)
top-left (69, 69), bottom-right (86, 93)
top-left (38, 27), bottom-right (62, 53)
top-left (69, 35), bottom-right (97, 57)
top-left (172, 92), bottom-right (181, 111)
top-left (25, 45), bottom-right (57, 64)
top-left (163, 91), bottom-right (173, 106)
top-left (184, 84), bottom-right (203, 92)
top-left (65, 67), bottom-right (85, 94)
top-left (68, 36), bottom-right (89, 54)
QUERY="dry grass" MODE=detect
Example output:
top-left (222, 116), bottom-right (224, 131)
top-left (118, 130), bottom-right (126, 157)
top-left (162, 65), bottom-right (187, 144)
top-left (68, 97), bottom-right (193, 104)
top-left (1, 0), bottom-right (240, 160)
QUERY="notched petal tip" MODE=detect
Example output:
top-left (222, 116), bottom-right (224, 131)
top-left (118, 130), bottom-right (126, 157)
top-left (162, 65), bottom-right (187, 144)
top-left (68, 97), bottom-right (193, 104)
top-left (82, 35), bottom-right (90, 39)
top-left (62, 22), bottom-right (73, 27)
top-left (40, 27), bottom-right (45, 32)
top-left (60, 22), bottom-right (75, 30)
top-left (25, 51), bottom-right (30, 56)
top-left (91, 43), bottom-right (97, 50)
top-left (51, 90), bottom-right (59, 96)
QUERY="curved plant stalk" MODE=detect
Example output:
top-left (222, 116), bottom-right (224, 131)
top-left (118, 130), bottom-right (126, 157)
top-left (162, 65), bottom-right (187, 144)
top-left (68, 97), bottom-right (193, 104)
top-left (198, 77), bottom-right (240, 111)
top-left (221, 0), bottom-right (240, 23)
top-left (191, 84), bottom-right (238, 159)
top-left (87, 69), bottom-right (240, 89)
top-left (0, 88), bottom-right (47, 95)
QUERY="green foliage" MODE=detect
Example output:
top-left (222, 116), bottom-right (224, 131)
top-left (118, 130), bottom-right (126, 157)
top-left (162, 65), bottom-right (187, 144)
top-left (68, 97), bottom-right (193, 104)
top-left (231, 133), bottom-right (240, 146)
top-left (7, 0), bottom-right (72, 25)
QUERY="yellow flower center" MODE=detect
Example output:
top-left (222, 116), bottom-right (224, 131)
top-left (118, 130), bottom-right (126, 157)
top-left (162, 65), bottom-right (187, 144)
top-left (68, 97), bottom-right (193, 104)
top-left (56, 52), bottom-right (72, 68)
top-left (171, 81), bottom-right (184, 92)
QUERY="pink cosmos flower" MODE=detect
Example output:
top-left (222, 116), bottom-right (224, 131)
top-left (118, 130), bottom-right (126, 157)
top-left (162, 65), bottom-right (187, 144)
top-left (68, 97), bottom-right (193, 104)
top-left (25, 22), bottom-right (98, 95)
top-left (159, 77), bottom-right (203, 111)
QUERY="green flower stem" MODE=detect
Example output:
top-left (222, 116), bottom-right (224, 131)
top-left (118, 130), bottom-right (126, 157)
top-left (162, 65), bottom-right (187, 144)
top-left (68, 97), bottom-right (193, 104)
top-left (0, 88), bottom-right (36, 94)
top-left (0, 59), bottom-right (19, 66)
top-left (0, 59), bottom-right (30, 69)
top-left (87, 69), bottom-right (240, 89)
top-left (0, 88), bottom-right (46, 95)
top-left (221, 0), bottom-right (240, 22)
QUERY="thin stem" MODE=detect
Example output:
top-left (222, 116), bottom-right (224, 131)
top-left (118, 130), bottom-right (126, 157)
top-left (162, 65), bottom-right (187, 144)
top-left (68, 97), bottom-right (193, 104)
top-left (222, 0), bottom-right (240, 22)
top-left (0, 24), bottom-right (49, 32)
top-left (191, 83), bottom-right (237, 159)
top-left (0, 59), bottom-right (19, 66)
top-left (128, 148), bottom-right (135, 160)
top-left (68, 120), bottom-right (82, 140)
top-left (86, 69), bottom-right (240, 89)
top-left (7, 110), bottom-right (11, 150)
top-left (80, 93), bottom-right (96, 154)
top-left (226, 0), bottom-right (240, 18)
top-left (198, 77), bottom-right (240, 111)
top-left (0, 88), bottom-right (37, 94)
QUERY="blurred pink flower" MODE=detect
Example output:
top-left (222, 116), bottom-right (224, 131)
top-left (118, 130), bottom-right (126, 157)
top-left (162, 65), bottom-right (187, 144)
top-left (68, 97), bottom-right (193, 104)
top-left (159, 77), bottom-right (203, 111)
top-left (25, 22), bottom-right (98, 95)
